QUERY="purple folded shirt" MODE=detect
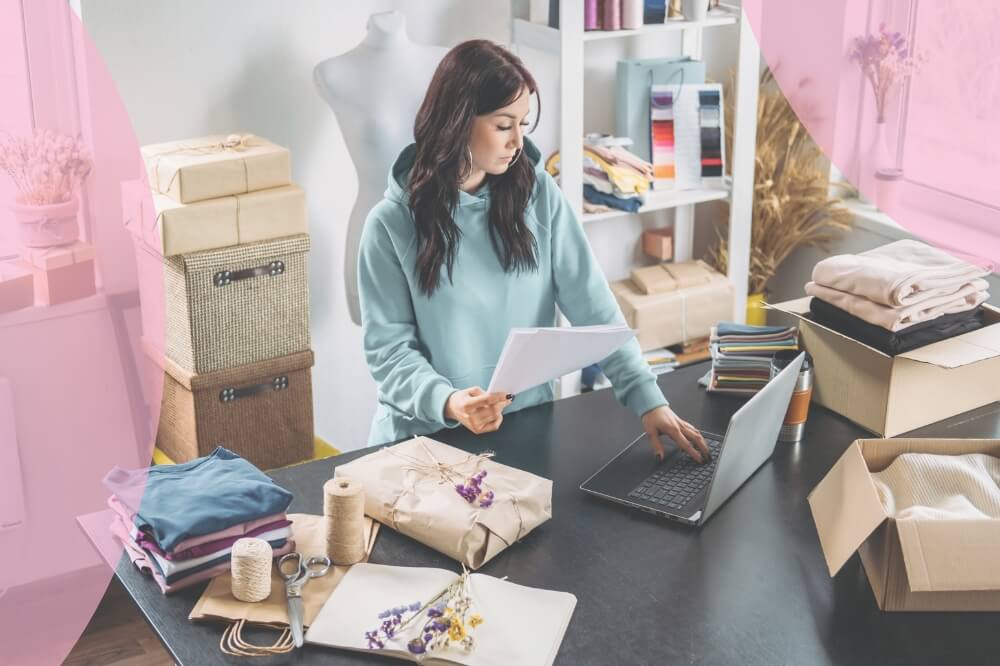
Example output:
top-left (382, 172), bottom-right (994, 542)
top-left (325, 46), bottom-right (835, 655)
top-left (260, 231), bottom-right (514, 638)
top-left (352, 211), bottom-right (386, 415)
top-left (137, 518), bottom-right (292, 560)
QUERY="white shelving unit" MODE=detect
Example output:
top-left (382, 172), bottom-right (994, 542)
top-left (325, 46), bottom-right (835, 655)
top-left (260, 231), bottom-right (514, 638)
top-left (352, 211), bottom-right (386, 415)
top-left (510, 1), bottom-right (761, 397)
top-left (511, 1), bottom-right (758, 309)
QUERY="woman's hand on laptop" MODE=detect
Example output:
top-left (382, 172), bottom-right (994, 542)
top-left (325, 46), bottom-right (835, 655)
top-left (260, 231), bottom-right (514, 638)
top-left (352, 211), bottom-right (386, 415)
top-left (641, 405), bottom-right (711, 464)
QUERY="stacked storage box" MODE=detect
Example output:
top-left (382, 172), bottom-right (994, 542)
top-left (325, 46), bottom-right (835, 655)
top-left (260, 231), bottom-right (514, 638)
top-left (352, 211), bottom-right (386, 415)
top-left (122, 133), bottom-right (314, 469)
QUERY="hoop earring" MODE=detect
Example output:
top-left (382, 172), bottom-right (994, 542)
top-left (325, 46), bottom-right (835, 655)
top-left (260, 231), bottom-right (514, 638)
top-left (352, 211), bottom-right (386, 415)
top-left (508, 148), bottom-right (521, 167)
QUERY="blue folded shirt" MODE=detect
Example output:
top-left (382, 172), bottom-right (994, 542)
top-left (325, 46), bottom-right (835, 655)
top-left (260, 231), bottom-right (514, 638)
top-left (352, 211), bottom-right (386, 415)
top-left (104, 447), bottom-right (294, 552)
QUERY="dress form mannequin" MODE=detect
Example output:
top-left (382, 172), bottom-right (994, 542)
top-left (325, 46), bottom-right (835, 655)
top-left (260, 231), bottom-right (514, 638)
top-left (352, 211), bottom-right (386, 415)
top-left (314, 11), bottom-right (447, 325)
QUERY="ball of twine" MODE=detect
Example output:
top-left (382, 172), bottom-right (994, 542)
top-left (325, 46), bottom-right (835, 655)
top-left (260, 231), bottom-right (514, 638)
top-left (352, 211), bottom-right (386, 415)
top-left (324, 476), bottom-right (366, 565)
top-left (230, 537), bottom-right (273, 603)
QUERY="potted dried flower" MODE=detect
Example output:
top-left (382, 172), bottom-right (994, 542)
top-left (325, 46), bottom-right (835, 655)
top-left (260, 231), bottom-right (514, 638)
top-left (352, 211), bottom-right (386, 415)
top-left (0, 129), bottom-right (93, 248)
top-left (849, 23), bottom-right (921, 195)
top-left (707, 69), bottom-right (853, 325)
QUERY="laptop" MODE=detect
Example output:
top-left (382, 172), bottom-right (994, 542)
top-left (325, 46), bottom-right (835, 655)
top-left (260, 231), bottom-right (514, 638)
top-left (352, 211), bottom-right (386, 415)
top-left (580, 352), bottom-right (805, 526)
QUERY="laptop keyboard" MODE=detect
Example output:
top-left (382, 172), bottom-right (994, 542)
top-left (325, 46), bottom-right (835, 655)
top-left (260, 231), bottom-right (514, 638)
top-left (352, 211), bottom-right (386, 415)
top-left (627, 439), bottom-right (721, 512)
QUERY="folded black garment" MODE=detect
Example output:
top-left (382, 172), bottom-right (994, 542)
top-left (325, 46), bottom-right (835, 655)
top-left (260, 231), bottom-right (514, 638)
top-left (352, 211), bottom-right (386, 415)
top-left (808, 297), bottom-right (985, 356)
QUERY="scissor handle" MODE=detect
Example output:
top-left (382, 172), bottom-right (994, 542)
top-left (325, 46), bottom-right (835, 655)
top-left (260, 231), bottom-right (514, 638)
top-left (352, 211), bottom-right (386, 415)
top-left (303, 555), bottom-right (331, 578)
top-left (277, 552), bottom-right (303, 581)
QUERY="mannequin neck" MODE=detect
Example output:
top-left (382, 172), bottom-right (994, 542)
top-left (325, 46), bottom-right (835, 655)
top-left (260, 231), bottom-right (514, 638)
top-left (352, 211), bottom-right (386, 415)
top-left (362, 11), bottom-right (410, 50)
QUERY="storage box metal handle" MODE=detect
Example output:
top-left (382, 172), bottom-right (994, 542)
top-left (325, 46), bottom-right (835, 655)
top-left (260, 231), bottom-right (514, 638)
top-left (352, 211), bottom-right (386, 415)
top-left (219, 375), bottom-right (289, 403)
top-left (213, 260), bottom-right (285, 287)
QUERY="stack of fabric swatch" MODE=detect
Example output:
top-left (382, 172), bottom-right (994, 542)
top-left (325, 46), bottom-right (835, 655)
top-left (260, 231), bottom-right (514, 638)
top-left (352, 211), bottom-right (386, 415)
top-left (805, 240), bottom-right (992, 356)
top-left (546, 136), bottom-right (654, 214)
top-left (103, 447), bottom-right (295, 594)
top-left (707, 323), bottom-right (799, 394)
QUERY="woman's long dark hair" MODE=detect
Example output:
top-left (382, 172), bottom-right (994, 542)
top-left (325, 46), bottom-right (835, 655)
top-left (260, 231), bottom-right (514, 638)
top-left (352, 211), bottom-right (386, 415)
top-left (409, 40), bottom-right (541, 296)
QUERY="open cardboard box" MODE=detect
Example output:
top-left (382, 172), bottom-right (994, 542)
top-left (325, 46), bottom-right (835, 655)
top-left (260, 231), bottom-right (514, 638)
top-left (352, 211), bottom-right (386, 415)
top-left (767, 298), bottom-right (1000, 436)
top-left (809, 437), bottom-right (1000, 611)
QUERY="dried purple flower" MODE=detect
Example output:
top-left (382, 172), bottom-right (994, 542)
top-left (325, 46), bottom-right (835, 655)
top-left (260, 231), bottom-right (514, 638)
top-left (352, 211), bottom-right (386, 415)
top-left (407, 638), bottom-right (427, 654)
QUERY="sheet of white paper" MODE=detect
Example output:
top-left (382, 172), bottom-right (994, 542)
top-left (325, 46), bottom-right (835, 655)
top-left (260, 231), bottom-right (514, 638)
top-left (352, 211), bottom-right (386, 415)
top-left (486, 325), bottom-right (636, 395)
top-left (305, 563), bottom-right (577, 666)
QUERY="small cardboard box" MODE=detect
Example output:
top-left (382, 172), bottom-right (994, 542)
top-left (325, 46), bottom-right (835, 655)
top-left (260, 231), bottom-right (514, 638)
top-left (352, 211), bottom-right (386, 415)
top-left (809, 437), bottom-right (1000, 611)
top-left (141, 134), bottom-right (291, 204)
top-left (20, 242), bottom-right (96, 306)
top-left (642, 227), bottom-right (673, 260)
top-left (121, 179), bottom-right (307, 257)
top-left (0, 261), bottom-right (33, 314)
top-left (767, 297), bottom-right (1000, 436)
top-left (612, 273), bottom-right (733, 351)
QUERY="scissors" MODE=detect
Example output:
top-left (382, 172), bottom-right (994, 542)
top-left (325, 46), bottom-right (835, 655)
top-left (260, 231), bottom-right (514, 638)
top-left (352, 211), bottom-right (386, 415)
top-left (278, 551), bottom-right (331, 648)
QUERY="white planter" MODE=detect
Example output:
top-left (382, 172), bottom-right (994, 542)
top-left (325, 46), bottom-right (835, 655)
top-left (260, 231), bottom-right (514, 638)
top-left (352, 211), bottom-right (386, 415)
top-left (9, 196), bottom-right (80, 248)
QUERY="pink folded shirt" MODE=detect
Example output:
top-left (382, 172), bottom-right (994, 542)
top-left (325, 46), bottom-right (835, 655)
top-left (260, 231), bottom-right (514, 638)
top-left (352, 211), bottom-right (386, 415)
top-left (805, 280), bottom-right (989, 332)
top-left (811, 239), bottom-right (993, 308)
top-left (109, 516), bottom-right (293, 595)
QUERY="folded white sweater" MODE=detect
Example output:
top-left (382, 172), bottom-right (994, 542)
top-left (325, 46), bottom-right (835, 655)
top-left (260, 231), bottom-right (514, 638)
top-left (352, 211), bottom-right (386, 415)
top-left (871, 452), bottom-right (1000, 521)
top-left (805, 280), bottom-right (989, 332)
top-left (811, 239), bottom-right (992, 308)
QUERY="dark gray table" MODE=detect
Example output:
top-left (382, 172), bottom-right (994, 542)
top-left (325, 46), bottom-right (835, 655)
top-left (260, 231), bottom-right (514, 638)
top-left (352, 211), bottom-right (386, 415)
top-left (110, 362), bottom-right (1000, 665)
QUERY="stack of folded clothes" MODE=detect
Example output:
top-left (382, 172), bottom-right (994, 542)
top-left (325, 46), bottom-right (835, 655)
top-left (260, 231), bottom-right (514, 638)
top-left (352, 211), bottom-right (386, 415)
top-left (546, 135), bottom-right (654, 214)
top-left (103, 447), bottom-right (295, 594)
top-left (708, 323), bottom-right (799, 394)
top-left (805, 240), bottom-right (992, 355)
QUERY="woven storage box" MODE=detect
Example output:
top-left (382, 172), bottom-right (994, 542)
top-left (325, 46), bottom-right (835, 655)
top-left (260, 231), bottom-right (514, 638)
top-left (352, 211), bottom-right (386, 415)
top-left (152, 344), bottom-right (315, 470)
top-left (136, 233), bottom-right (311, 373)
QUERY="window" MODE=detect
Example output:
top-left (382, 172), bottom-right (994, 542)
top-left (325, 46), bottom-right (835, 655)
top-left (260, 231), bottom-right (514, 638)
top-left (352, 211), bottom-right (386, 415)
top-left (0, 0), bottom-right (34, 258)
top-left (896, 0), bottom-right (1000, 233)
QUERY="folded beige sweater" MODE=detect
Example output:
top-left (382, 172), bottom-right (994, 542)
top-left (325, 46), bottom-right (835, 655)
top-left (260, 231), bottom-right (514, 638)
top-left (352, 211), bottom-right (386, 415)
top-left (812, 240), bottom-right (992, 308)
top-left (804, 279), bottom-right (989, 332)
top-left (871, 452), bottom-right (1000, 521)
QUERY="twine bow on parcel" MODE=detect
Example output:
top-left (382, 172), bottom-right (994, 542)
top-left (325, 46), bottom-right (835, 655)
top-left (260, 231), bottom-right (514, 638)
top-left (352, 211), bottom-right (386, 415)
top-left (146, 133), bottom-right (264, 197)
top-left (382, 439), bottom-right (527, 543)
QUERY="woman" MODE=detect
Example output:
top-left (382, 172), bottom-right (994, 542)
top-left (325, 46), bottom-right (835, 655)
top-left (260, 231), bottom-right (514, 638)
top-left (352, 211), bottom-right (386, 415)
top-left (358, 40), bottom-right (709, 463)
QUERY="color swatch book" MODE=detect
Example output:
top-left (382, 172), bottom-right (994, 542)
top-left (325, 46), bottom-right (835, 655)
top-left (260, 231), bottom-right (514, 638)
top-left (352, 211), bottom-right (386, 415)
top-left (305, 563), bottom-right (577, 666)
top-left (707, 323), bottom-right (799, 394)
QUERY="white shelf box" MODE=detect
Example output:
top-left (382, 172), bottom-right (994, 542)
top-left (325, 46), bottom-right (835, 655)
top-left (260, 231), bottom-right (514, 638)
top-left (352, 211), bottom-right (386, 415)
top-left (581, 186), bottom-right (730, 224)
top-left (512, 15), bottom-right (738, 54)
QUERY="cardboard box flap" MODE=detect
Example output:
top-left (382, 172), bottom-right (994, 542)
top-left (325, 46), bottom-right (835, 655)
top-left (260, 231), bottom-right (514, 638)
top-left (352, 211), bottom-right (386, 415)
top-left (897, 322), bottom-right (1000, 368)
top-left (807, 441), bottom-right (889, 576)
top-left (897, 519), bottom-right (1000, 592)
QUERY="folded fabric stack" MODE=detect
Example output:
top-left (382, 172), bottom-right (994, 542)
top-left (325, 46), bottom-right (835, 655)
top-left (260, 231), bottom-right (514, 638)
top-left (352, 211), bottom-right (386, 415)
top-left (805, 240), bottom-right (992, 353)
top-left (708, 323), bottom-right (799, 394)
top-left (103, 447), bottom-right (295, 594)
top-left (546, 136), bottom-right (654, 214)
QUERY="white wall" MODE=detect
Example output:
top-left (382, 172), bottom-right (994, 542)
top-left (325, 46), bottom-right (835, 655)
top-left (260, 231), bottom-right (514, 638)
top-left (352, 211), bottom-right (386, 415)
top-left (78, 0), bottom-right (741, 451)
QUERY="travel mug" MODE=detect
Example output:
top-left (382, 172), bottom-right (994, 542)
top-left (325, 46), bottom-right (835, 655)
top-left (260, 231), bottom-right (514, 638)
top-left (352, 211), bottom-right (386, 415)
top-left (771, 350), bottom-right (813, 442)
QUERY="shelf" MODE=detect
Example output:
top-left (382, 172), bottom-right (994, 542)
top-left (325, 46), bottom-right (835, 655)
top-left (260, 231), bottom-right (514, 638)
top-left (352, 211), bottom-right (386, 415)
top-left (512, 14), bottom-right (738, 54)
top-left (582, 186), bottom-right (730, 224)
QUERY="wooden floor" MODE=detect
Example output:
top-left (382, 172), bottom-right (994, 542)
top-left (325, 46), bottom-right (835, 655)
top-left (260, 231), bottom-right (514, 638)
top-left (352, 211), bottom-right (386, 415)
top-left (65, 579), bottom-right (173, 666)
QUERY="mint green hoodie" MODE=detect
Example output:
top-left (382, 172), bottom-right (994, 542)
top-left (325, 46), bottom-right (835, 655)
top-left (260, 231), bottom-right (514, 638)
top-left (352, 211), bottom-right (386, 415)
top-left (358, 138), bottom-right (667, 445)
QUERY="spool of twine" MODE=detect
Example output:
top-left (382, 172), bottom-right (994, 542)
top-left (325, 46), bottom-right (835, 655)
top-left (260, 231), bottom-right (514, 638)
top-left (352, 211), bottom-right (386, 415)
top-left (323, 476), bottom-right (366, 565)
top-left (230, 538), bottom-right (273, 603)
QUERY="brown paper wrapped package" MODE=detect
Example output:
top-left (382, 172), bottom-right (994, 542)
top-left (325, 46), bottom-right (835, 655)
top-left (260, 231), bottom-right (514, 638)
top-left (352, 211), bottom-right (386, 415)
top-left (141, 134), bottom-right (291, 204)
top-left (190, 513), bottom-right (379, 627)
top-left (335, 436), bottom-right (553, 569)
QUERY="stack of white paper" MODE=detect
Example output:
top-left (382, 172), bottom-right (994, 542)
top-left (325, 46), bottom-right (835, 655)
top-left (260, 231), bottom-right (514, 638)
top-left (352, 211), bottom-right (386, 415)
top-left (487, 324), bottom-right (636, 395)
top-left (305, 564), bottom-right (577, 666)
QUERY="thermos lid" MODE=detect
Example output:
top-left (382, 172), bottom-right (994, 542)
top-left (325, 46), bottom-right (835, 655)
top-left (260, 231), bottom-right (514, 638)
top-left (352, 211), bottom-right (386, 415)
top-left (772, 349), bottom-right (812, 372)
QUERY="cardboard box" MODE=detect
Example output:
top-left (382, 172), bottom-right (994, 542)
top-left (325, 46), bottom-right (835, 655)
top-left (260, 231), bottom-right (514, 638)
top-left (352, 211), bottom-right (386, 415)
top-left (0, 261), bottom-right (33, 314)
top-left (642, 227), bottom-right (673, 260)
top-left (809, 437), bottom-right (1000, 611)
top-left (631, 264), bottom-right (677, 294)
top-left (121, 180), bottom-right (307, 256)
top-left (612, 273), bottom-right (733, 351)
top-left (145, 338), bottom-right (314, 470)
top-left (767, 297), bottom-right (1000, 436)
top-left (20, 242), bottom-right (96, 306)
top-left (141, 133), bottom-right (291, 204)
